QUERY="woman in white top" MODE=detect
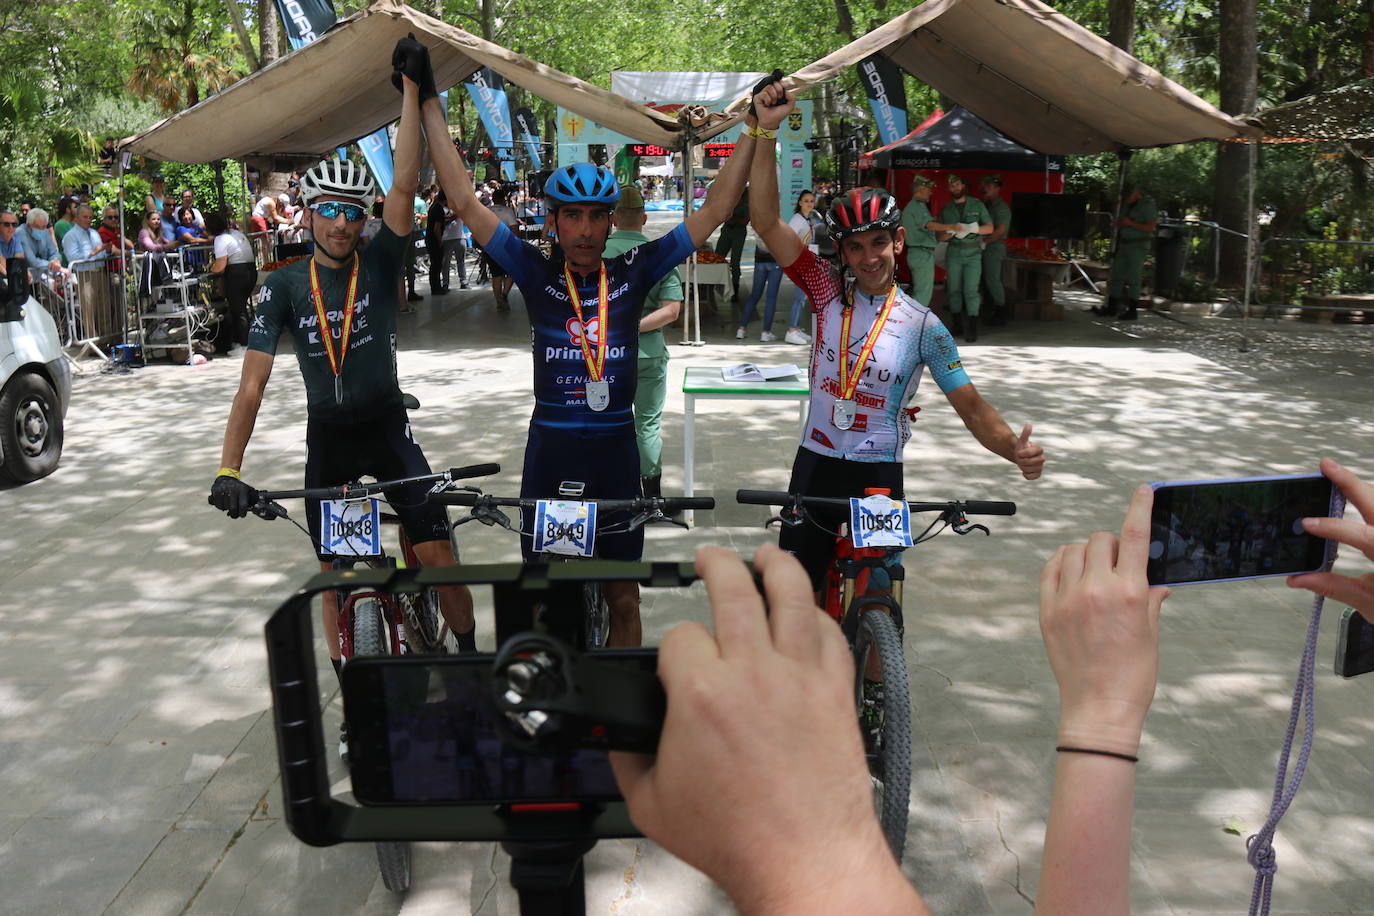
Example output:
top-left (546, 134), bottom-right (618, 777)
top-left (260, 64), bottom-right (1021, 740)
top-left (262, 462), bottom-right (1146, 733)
top-left (204, 212), bottom-right (256, 352)
top-left (781, 190), bottom-right (820, 345)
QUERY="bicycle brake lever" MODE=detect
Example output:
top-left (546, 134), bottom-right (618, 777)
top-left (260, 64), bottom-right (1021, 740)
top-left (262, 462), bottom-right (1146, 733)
top-left (950, 515), bottom-right (990, 536)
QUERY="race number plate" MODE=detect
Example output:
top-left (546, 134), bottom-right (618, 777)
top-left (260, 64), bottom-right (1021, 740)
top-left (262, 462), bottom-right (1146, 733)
top-left (322, 497), bottom-right (383, 557)
top-left (533, 499), bottom-right (598, 557)
top-left (849, 494), bottom-right (913, 549)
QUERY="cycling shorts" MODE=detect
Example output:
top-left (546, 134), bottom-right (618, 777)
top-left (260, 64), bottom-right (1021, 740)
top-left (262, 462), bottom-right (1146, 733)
top-left (519, 424), bottom-right (643, 562)
top-left (777, 445), bottom-right (904, 591)
top-left (304, 410), bottom-right (452, 562)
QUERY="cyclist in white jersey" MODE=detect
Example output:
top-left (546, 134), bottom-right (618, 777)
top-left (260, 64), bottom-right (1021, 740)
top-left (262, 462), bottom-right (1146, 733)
top-left (746, 82), bottom-right (1046, 590)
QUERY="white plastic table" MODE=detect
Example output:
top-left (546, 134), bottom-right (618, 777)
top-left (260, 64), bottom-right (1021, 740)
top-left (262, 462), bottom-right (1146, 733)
top-left (681, 366), bottom-right (810, 525)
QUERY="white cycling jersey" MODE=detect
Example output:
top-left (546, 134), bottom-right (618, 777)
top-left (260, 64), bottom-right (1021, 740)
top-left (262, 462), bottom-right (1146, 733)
top-left (784, 248), bottom-right (971, 463)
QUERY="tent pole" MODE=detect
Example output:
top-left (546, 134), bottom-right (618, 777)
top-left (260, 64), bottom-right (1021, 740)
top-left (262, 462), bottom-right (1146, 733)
top-left (1239, 138), bottom-right (1257, 353)
top-left (116, 153), bottom-right (128, 347)
top-left (681, 135), bottom-right (698, 346)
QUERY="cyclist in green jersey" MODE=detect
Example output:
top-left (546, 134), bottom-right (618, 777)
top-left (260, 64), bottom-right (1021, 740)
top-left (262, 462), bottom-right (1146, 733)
top-left (208, 72), bottom-right (477, 675)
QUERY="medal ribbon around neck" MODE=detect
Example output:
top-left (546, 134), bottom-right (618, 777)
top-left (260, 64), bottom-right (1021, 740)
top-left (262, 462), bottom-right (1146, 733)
top-left (838, 285), bottom-right (899, 402)
top-left (308, 252), bottom-right (361, 381)
top-left (564, 263), bottom-right (610, 382)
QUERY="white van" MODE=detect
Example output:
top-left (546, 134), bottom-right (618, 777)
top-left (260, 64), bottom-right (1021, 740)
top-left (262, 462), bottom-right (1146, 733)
top-left (0, 272), bottom-right (70, 483)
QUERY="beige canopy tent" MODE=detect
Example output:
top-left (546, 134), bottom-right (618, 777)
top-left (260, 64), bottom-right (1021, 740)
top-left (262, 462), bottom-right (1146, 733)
top-left (711, 0), bottom-right (1259, 153)
top-left (121, 0), bottom-right (684, 161)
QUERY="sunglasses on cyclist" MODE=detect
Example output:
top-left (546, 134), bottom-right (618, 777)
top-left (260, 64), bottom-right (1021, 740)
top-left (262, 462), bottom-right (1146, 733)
top-left (310, 201), bottom-right (367, 222)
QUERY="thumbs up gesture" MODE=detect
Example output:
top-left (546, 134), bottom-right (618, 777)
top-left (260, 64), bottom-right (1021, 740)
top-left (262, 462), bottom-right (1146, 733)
top-left (1014, 422), bottom-right (1044, 480)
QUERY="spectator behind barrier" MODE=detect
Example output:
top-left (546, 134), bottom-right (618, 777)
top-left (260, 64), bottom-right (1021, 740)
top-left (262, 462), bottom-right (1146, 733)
top-left (17, 208), bottom-right (65, 281)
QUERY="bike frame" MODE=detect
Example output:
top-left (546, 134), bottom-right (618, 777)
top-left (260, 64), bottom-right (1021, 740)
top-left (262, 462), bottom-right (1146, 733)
top-left (821, 488), bottom-right (908, 642)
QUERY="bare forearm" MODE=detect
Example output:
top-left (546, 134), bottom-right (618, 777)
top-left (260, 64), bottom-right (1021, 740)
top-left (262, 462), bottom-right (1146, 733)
top-left (960, 400), bottom-right (1017, 463)
top-left (686, 134), bottom-right (756, 247)
top-left (219, 387), bottom-right (264, 470)
top-left (1035, 754), bottom-right (1136, 916)
top-left (422, 98), bottom-right (497, 244)
top-left (747, 136), bottom-right (800, 264)
top-left (383, 84), bottom-right (422, 235)
top-left (639, 300), bottom-right (681, 333)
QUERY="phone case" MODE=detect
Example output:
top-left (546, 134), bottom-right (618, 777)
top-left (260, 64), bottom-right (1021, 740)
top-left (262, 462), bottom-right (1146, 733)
top-left (1147, 473), bottom-right (1341, 587)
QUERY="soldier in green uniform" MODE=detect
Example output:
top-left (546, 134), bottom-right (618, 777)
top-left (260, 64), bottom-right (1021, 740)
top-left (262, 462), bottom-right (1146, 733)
top-left (980, 174), bottom-right (1012, 326)
top-left (602, 187), bottom-right (685, 500)
top-left (898, 173), bottom-right (960, 307)
top-left (714, 188), bottom-right (749, 302)
top-left (938, 173), bottom-right (992, 342)
top-left (1096, 184), bottom-right (1158, 321)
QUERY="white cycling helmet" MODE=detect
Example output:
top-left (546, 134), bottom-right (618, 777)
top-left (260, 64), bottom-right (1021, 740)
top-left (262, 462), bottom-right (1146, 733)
top-left (299, 158), bottom-right (375, 207)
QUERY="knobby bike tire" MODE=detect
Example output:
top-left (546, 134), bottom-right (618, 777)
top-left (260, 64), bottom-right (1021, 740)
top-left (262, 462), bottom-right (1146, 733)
top-left (349, 599), bottom-right (412, 890)
top-left (375, 838), bottom-right (412, 893)
top-left (583, 581), bottom-right (609, 650)
top-left (854, 608), bottom-right (912, 862)
top-left (351, 599), bottom-right (387, 657)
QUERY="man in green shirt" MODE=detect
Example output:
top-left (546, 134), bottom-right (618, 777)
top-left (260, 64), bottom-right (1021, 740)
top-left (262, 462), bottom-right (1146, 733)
top-left (1096, 184), bottom-right (1158, 321)
top-left (602, 187), bottom-right (685, 500)
top-left (938, 173), bottom-right (993, 342)
top-left (898, 173), bottom-right (960, 307)
top-left (208, 68), bottom-right (478, 727)
top-left (980, 174), bottom-right (1012, 327)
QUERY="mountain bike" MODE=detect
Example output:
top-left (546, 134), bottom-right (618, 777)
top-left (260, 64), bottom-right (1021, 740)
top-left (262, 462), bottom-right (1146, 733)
top-left (736, 487), bottom-right (1016, 861)
top-left (244, 461), bottom-right (498, 893)
top-left (432, 483), bottom-right (714, 650)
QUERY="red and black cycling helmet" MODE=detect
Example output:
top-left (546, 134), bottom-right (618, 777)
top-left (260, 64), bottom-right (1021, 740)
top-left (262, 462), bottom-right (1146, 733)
top-left (825, 188), bottom-right (901, 242)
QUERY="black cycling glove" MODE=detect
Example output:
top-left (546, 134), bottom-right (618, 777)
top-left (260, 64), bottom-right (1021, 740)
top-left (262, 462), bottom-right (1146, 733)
top-left (391, 33), bottom-right (439, 102)
top-left (209, 473), bottom-right (257, 519)
top-left (748, 69), bottom-right (787, 119)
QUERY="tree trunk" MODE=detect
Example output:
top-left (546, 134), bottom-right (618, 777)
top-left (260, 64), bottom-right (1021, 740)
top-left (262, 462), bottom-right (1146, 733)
top-left (1107, 0), bottom-right (1134, 54)
top-left (1213, 0), bottom-right (1257, 288)
top-left (223, 0), bottom-right (260, 70)
top-left (834, 0), bottom-right (854, 40)
top-left (258, 0), bottom-right (279, 67)
top-left (479, 0), bottom-right (495, 40)
top-left (1365, 0), bottom-right (1374, 77)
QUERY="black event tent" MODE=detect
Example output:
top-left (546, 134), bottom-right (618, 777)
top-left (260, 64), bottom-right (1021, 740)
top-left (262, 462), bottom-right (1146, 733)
top-left (871, 106), bottom-right (1065, 173)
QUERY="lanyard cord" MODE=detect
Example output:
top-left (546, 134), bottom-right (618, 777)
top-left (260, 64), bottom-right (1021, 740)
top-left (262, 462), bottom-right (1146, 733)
top-left (1246, 490), bottom-right (1345, 915)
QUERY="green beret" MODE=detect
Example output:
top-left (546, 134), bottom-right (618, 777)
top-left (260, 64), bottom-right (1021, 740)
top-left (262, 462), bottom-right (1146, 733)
top-left (616, 187), bottom-right (645, 210)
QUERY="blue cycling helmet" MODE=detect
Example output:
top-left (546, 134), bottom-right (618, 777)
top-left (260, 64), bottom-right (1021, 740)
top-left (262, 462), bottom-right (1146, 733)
top-left (544, 163), bottom-right (619, 208)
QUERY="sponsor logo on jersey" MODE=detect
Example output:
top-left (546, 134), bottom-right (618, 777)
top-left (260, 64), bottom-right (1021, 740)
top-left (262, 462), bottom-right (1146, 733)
top-left (850, 413), bottom-right (869, 432)
top-left (546, 345), bottom-right (627, 362)
top-left (818, 377), bottom-right (886, 409)
top-left (809, 428), bottom-right (835, 448)
top-left (566, 313), bottom-right (602, 346)
top-left (257, 285), bottom-right (273, 304)
top-left (947, 360), bottom-right (962, 371)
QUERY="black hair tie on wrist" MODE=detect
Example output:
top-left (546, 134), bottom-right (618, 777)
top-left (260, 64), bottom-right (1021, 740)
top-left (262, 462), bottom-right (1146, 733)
top-left (1056, 745), bottom-right (1139, 763)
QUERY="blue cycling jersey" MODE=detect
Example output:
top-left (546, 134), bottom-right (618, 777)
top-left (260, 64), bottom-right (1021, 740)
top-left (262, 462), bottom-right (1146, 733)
top-left (484, 220), bottom-right (696, 436)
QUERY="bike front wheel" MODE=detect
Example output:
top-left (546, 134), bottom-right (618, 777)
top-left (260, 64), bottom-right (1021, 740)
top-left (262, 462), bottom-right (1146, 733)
top-left (853, 608), bottom-right (911, 862)
top-left (376, 837), bottom-right (412, 892)
top-left (351, 598), bottom-right (388, 656)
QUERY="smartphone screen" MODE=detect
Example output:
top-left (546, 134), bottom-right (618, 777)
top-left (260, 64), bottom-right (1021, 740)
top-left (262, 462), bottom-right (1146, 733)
top-left (1147, 473), bottom-right (1335, 586)
top-left (342, 651), bottom-right (656, 806)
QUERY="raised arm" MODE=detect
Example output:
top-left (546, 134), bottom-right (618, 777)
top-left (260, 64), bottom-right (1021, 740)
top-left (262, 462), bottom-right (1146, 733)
top-left (682, 129), bottom-right (757, 249)
top-left (382, 76), bottom-right (422, 238)
top-left (746, 82), bottom-right (803, 268)
top-left (390, 35), bottom-right (499, 247)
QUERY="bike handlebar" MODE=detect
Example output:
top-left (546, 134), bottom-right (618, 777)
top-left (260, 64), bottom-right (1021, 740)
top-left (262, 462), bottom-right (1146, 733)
top-left (255, 463), bottom-right (500, 503)
top-left (734, 489), bottom-right (1016, 516)
top-left (431, 492), bottom-right (716, 512)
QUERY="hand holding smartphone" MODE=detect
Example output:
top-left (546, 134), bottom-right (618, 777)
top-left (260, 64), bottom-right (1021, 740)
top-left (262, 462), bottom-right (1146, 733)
top-left (1147, 472), bottom-right (1341, 587)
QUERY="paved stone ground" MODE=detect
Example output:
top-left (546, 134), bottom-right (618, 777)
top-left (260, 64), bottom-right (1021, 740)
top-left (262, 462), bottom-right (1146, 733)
top-left (2, 217), bottom-right (1372, 914)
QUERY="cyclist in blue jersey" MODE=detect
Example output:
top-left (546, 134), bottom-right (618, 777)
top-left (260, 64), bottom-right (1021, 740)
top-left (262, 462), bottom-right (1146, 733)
top-left (403, 40), bottom-right (781, 644)
top-left (746, 81), bottom-right (1046, 592)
